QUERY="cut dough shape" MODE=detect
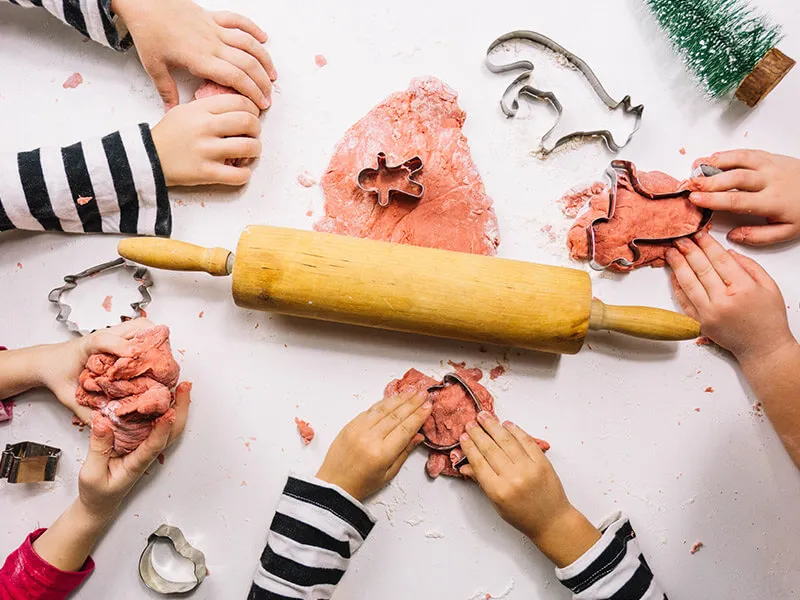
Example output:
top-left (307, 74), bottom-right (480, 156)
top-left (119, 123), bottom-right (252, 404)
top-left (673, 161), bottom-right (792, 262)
top-left (316, 77), bottom-right (500, 256)
top-left (384, 366), bottom-right (549, 478)
top-left (566, 170), bottom-right (706, 272)
top-left (76, 325), bottom-right (180, 454)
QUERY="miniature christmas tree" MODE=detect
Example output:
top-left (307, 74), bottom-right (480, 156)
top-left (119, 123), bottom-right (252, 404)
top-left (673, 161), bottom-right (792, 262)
top-left (646, 0), bottom-right (795, 106)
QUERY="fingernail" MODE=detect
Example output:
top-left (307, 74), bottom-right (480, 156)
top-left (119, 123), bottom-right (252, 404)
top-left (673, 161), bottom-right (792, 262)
top-left (261, 95), bottom-right (271, 109)
top-left (423, 401), bottom-right (433, 410)
top-left (460, 432), bottom-right (469, 441)
top-left (502, 420), bottom-right (514, 429)
top-left (694, 230), bottom-right (706, 239)
top-left (465, 421), bottom-right (476, 430)
top-left (728, 229), bottom-right (745, 242)
top-left (689, 192), bottom-right (701, 203)
top-left (477, 411), bottom-right (490, 422)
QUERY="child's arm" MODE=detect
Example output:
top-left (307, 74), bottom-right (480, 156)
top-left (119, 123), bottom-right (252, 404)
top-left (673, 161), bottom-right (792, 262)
top-left (2, 0), bottom-right (275, 111)
top-left (689, 150), bottom-right (800, 246)
top-left (0, 383), bottom-right (190, 598)
top-left (460, 413), bottom-right (667, 599)
top-left (249, 390), bottom-right (432, 600)
top-left (0, 94), bottom-right (260, 236)
top-left (666, 230), bottom-right (800, 465)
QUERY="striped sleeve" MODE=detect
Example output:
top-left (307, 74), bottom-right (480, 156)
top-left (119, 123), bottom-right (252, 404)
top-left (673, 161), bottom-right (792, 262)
top-left (1, 0), bottom-right (132, 50)
top-left (248, 475), bottom-right (376, 600)
top-left (0, 124), bottom-right (171, 236)
top-left (555, 513), bottom-right (667, 600)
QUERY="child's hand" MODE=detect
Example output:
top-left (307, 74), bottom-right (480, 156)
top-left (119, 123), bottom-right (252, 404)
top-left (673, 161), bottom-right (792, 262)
top-left (40, 319), bottom-right (154, 423)
top-left (78, 382), bottom-right (191, 521)
top-left (316, 390), bottom-right (433, 501)
top-left (666, 231), bottom-right (795, 361)
top-left (151, 95), bottom-right (262, 187)
top-left (690, 150), bottom-right (800, 246)
top-left (112, 0), bottom-right (276, 111)
top-left (460, 412), bottom-right (601, 567)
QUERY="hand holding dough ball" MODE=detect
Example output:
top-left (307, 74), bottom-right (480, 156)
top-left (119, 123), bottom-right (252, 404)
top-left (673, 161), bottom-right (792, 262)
top-left (151, 94), bottom-right (262, 187)
top-left (316, 390), bottom-right (433, 501)
top-left (112, 0), bottom-right (276, 110)
top-left (459, 415), bottom-right (602, 568)
top-left (689, 150), bottom-right (800, 246)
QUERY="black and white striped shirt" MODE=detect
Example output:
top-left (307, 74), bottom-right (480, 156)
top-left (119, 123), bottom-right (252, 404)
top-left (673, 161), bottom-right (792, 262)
top-left (2, 0), bottom-right (172, 236)
top-left (249, 479), bottom-right (666, 600)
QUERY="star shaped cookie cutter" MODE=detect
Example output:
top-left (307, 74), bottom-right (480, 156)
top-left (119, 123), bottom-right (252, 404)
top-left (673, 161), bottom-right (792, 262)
top-left (486, 30), bottom-right (644, 155)
top-left (586, 160), bottom-right (718, 271)
top-left (356, 152), bottom-right (424, 207)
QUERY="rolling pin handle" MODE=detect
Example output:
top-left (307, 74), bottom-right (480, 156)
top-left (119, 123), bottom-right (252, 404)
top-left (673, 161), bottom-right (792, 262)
top-left (589, 299), bottom-right (700, 341)
top-left (118, 238), bottom-right (233, 277)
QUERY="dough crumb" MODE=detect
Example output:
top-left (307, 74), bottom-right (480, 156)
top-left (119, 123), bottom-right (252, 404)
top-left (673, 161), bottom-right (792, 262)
top-left (695, 336), bottom-right (713, 346)
top-left (704, 386), bottom-right (714, 393)
top-left (690, 541), bottom-right (704, 554)
top-left (295, 417), bottom-right (315, 444)
top-left (489, 365), bottom-right (506, 380)
top-left (424, 529), bottom-right (445, 539)
top-left (305, 209), bottom-right (313, 217)
top-left (559, 182), bottom-right (605, 218)
top-left (404, 516), bottom-right (423, 527)
top-left (679, 147), bottom-right (687, 155)
top-left (16, 262), bottom-right (22, 269)
top-left (76, 196), bottom-right (93, 205)
top-left (694, 407), bottom-right (701, 412)
top-left (297, 172), bottom-right (317, 187)
top-left (198, 311), bottom-right (204, 319)
top-left (314, 54), bottom-right (327, 67)
top-left (752, 401), bottom-right (764, 417)
top-left (62, 72), bottom-right (83, 89)
top-left (156, 453), bottom-right (165, 465)
top-left (102, 295), bottom-right (113, 313)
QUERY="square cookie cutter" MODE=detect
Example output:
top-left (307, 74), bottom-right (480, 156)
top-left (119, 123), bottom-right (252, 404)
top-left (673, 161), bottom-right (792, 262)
top-left (486, 30), bottom-right (644, 155)
top-left (1, 441), bottom-right (61, 483)
top-left (48, 258), bottom-right (153, 335)
top-left (587, 160), bottom-right (719, 271)
top-left (357, 152), bottom-right (424, 207)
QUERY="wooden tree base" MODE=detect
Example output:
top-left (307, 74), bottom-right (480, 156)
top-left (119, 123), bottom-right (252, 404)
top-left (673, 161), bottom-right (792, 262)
top-left (735, 47), bottom-right (795, 107)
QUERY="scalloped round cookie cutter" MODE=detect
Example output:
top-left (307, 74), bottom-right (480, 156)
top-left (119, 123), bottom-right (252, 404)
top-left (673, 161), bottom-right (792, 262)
top-left (139, 524), bottom-right (207, 594)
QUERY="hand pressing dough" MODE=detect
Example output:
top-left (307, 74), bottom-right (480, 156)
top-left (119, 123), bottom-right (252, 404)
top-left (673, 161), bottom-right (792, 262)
top-left (385, 366), bottom-right (549, 478)
top-left (566, 170), bottom-right (706, 271)
top-left (194, 81), bottom-right (256, 168)
top-left (76, 325), bottom-right (180, 454)
top-left (316, 77), bottom-right (500, 256)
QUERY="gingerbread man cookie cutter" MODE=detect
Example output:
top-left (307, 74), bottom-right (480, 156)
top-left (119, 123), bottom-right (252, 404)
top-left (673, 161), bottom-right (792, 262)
top-left (356, 152), bottom-right (424, 207)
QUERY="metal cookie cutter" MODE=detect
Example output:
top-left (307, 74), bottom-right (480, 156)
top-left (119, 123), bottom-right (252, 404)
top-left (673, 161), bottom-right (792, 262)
top-left (1, 442), bottom-right (61, 483)
top-left (485, 30), bottom-right (644, 155)
top-left (357, 152), bottom-right (424, 207)
top-left (587, 160), bottom-right (719, 271)
top-left (423, 372), bottom-right (482, 452)
top-left (48, 258), bottom-right (153, 335)
top-left (139, 524), bottom-right (207, 594)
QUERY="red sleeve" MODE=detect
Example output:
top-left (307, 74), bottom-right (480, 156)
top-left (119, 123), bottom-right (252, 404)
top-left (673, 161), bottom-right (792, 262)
top-left (0, 529), bottom-right (94, 600)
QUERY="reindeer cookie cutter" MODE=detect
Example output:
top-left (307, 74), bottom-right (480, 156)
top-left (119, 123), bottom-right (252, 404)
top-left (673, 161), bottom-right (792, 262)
top-left (587, 160), bottom-right (719, 271)
top-left (356, 152), bottom-right (424, 207)
top-left (486, 30), bottom-right (644, 155)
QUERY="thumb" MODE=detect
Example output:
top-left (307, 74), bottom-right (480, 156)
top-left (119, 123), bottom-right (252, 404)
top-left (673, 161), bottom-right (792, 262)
top-left (146, 61), bottom-right (180, 111)
top-left (728, 224), bottom-right (798, 247)
top-left (88, 331), bottom-right (134, 358)
top-left (85, 414), bottom-right (114, 475)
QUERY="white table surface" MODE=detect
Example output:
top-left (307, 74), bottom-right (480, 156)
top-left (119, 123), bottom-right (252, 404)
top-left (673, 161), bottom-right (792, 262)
top-left (2, 1), bottom-right (800, 598)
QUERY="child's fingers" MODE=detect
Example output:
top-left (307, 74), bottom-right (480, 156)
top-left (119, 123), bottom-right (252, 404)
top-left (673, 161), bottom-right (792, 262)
top-left (459, 433), bottom-right (499, 482)
top-left (142, 60), bottom-right (180, 111)
top-left (123, 409), bottom-right (175, 476)
top-left (465, 421), bottom-right (512, 474)
top-left (207, 58), bottom-right (268, 110)
top-left (728, 224), bottom-right (798, 247)
top-left (107, 318), bottom-right (155, 340)
top-left (167, 382), bottom-right (192, 446)
top-left (384, 399), bottom-right (433, 455)
top-left (200, 93), bottom-right (261, 117)
top-left (212, 112), bottom-right (261, 139)
top-left (503, 421), bottom-right (547, 463)
top-left (84, 415), bottom-right (114, 476)
top-left (210, 138), bottom-right (262, 161)
top-left (476, 411), bottom-right (526, 463)
top-left (729, 250), bottom-right (779, 289)
top-left (669, 272), bottom-right (699, 320)
top-left (364, 389), bottom-right (417, 426)
top-left (689, 190), bottom-right (765, 215)
top-left (690, 169), bottom-right (765, 193)
top-left (673, 237), bottom-right (726, 297)
top-left (212, 11), bottom-right (269, 44)
top-left (206, 164), bottom-right (253, 187)
top-left (692, 231), bottom-right (747, 286)
top-left (696, 149), bottom-right (768, 172)
top-left (374, 390), bottom-right (428, 437)
top-left (384, 434), bottom-right (424, 481)
top-left (88, 331), bottom-right (134, 358)
top-left (221, 29), bottom-right (276, 82)
top-left (665, 248), bottom-right (710, 312)
top-left (218, 46), bottom-right (272, 98)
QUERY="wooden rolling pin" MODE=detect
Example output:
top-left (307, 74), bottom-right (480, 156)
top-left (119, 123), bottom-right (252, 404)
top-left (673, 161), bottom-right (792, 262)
top-left (118, 225), bottom-right (699, 354)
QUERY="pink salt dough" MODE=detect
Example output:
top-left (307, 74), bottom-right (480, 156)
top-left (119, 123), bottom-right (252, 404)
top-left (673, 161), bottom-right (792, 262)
top-left (385, 366), bottom-right (549, 478)
top-left (193, 81), bottom-right (256, 168)
top-left (297, 172), bottom-right (317, 187)
top-left (559, 182), bottom-right (606, 218)
top-left (76, 196), bottom-right (93, 205)
top-left (295, 418), bottom-right (315, 445)
top-left (102, 295), bottom-right (112, 313)
top-left (314, 54), bottom-right (327, 67)
top-left (62, 72), bottom-right (83, 89)
top-left (76, 325), bottom-right (180, 454)
top-left (566, 170), bottom-right (707, 272)
top-left (316, 77), bottom-right (500, 256)
top-left (690, 541), bottom-right (704, 554)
